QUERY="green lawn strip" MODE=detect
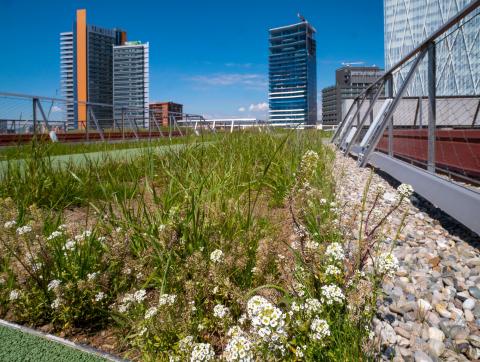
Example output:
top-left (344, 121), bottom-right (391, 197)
top-left (0, 142), bottom-right (195, 177)
top-left (0, 324), bottom-right (109, 362)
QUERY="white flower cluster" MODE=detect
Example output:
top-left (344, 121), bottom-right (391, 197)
top-left (95, 291), bottom-right (105, 302)
top-left (48, 279), bottom-right (61, 291)
top-left (179, 335), bottom-right (194, 353)
top-left (118, 289), bottom-right (147, 312)
top-left (51, 297), bottom-right (62, 309)
top-left (247, 296), bottom-right (286, 343)
top-left (210, 249), bottom-right (224, 263)
top-left (377, 252), bottom-right (399, 278)
top-left (325, 242), bottom-right (345, 262)
top-left (190, 343), bottom-right (215, 362)
top-left (47, 230), bottom-right (63, 240)
top-left (295, 345), bottom-right (306, 358)
top-left (213, 304), bottom-right (229, 319)
top-left (325, 265), bottom-right (341, 276)
top-left (9, 290), bottom-right (20, 301)
top-left (397, 183), bottom-right (414, 199)
top-left (87, 272), bottom-right (98, 281)
top-left (223, 333), bottom-right (254, 362)
top-left (159, 293), bottom-right (176, 306)
top-left (303, 298), bottom-right (323, 316)
top-left (320, 284), bottom-right (345, 305)
top-left (145, 306), bottom-right (158, 319)
top-left (4, 220), bottom-right (16, 229)
top-left (16, 225), bottom-right (32, 235)
top-left (63, 240), bottom-right (76, 251)
top-left (304, 239), bottom-right (320, 250)
top-left (310, 317), bottom-right (330, 341)
top-left (74, 230), bottom-right (92, 242)
top-left (299, 150), bottom-right (320, 180)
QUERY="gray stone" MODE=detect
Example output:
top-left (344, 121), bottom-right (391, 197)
top-left (427, 339), bottom-right (445, 357)
top-left (469, 286), bottom-right (480, 299)
top-left (435, 303), bottom-right (452, 319)
top-left (380, 322), bottom-right (397, 345)
top-left (469, 335), bottom-right (480, 348)
top-left (464, 309), bottom-right (474, 322)
top-left (413, 350), bottom-right (433, 362)
top-left (467, 347), bottom-right (480, 360)
top-left (428, 326), bottom-right (445, 342)
top-left (463, 298), bottom-right (475, 310)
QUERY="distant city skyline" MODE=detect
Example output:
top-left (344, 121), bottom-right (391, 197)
top-left (0, 0), bottom-right (384, 119)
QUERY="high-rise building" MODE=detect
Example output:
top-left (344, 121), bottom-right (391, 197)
top-left (384, 0), bottom-right (480, 96)
top-left (322, 66), bottom-right (384, 125)
top-left (113, 41), bottom-right (150, 128)
top-left (60, 9), bottom-right (126, 129)
top-left (268, 20), bottom-right (317, 125)
top-left (149, 102), bottom-right (183, 127)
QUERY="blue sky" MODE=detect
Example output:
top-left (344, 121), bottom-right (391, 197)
top-left (0, 0), bottom-right (384, 119)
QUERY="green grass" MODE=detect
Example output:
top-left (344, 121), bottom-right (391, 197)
top-left (0, 129), bottom-right (379, 361)
top-left (0, 325), bottom-right (105, 362)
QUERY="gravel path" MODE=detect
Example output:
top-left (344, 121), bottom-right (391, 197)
top-left (333, 150), bottom-right (480, 361)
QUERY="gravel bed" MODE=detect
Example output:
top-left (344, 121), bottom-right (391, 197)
top-left (333, 150), bottom-right (480, 361)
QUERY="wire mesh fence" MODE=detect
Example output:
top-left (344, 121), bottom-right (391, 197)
top-left (333, 1), bottom-right (480, 189)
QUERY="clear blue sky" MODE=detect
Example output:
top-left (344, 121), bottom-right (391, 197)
top-left (0, 0), bottom-right (384, 118)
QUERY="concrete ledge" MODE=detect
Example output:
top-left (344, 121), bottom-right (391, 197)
top-left (368, 151), bottom-right (480, 236)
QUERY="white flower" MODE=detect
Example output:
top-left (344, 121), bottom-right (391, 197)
top-left (9, 290), bottom-right (20, 301)
top-left (87, 272), bottom-right (98, 281)
top-left (95, 291), bottom-right (105, 302)
top-left (325, 242), bottom-right (345, 262)
top-left (305, 239), bottom-right (320, 250)
top-left (74, 230), bottom-right (91, 242)
top-left (51, 298), bottom-right (62, 309)
top-left (325, 265), bottom-right (341, 276)
top-left (134, 289), bottom-right (147, 302)
top-left (139, 327), bottom-right (148, 336)
top-left (4, 220), bottom-right (16, 229)
top-left (115, 227), bottom-right (122, 233)
top-left (397, 183), bottom-right (414, 199)
top-left (320, 284), bottom-right (345, 305)
top-left (0, 277), bottom-right (5, 285)
top-left (213, 304), bottom-right (229, 318)
top-left (295, 345), bottom-right (306, 358)
top-left (210, 249), bottom-right (224, 263)
top-left (377, 252), bottom-right (399, 278)
top-left (310, 317), bottom-right (330, 341)
top-left (16, 225), bottom-right (32, 235)
top-left (223, 334), bottom-right (254, 362)
top-left (303, 298), bottom-right (323, 315)
top-left (63, 240), bottom-right (76, 251)
top-left (57, 224), bottom-right (67, 231)
top-left (190, 343), bottom-right (215, 362)
top-left (145, 306), bottom-right (158, 319)
top-left (159, 293), bottom-right (176, 306)
top-left (247, 295), bottom-right (286, 342)
top-left (47, 230), bottom-right (63, 240)
top-left (179, 335), bottom-right (194, 352)
top-left (319, 198), bottom-right (327, 205)
top-left (48, 279), bottom-right (61, 291)
top-left (97, 236), bottom-right (106, 242)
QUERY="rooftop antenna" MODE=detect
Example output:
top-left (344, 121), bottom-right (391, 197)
top-left (297, 13), bottom-right (306, 22)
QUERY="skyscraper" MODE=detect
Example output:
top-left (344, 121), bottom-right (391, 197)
top-left (113, 41), bottom-right (150, 128)
top-left (268, 19), bottom-right (317, 125)
top-left (60, 9), bottom-right (126, 129)
top-left (322, 66), bottom-right (384, 125)
top-left (384, 0), bottom-right (480, 96)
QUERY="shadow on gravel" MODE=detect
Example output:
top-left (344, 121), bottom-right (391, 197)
top-left (371, 166), bottom-right (480, 246)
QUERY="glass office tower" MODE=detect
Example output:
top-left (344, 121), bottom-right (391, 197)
top-left (269, 20), bottom-right (317, 125)
top-left (384, 0), bottom-right (480, 96)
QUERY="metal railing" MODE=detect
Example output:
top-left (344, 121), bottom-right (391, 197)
top-left (0, 92), bottom-right (210, 143)
top-left (332, 0), bottom-right (480, 235)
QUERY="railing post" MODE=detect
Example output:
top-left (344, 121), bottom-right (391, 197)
top-left (121, 107), bottom-right (125, 141)
top-left (32, 97), bottom-right (38, 137)
top-left (427, 41), bottom-right (436, 173)
top-left (387, 74), bottom-right (394, 157)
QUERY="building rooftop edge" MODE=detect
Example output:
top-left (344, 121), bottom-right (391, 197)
top-left (269, 21), bottom-right (317, 33)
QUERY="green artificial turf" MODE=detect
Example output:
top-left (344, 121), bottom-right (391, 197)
top-left (0, 325), bottom-right (106, 362)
